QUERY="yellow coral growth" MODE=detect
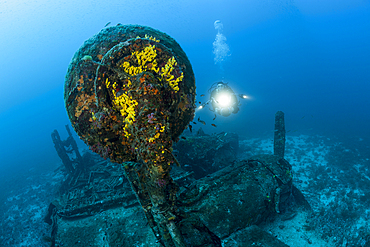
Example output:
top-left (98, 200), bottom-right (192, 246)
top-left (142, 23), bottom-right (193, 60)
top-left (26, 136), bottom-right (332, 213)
top-left (161, 56), bottom-right (183, 92)
top-left (119, 42), bottom-right (183, 92)
top-left (114, 93), bottom-right (137, 125)
top-left (120, 44), bottom-right (159, 76)
top-left (148, 124), bottom-right (167, 143)
top-left (105, 78), bottom-right (138, 138)
top-left (121, 61), bottom-right (143, 75)
top-left (144, 34), bottom-right (160, 43)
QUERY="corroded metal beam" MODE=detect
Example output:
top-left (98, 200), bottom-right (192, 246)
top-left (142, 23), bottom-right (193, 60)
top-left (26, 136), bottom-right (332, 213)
top-left (274, 111), bottom-right (286, 159)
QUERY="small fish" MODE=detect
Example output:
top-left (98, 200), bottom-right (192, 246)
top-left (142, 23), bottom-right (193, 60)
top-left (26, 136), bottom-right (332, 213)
top-left (193, 122), bottom-right (197, 124)
top-left (189, 124), bottom-right (192, 132)
top-left (199, 102), bottom-right (201, 104)
top-left (198, 117), bottom-right (206, 125)
top-left (211, 124), bottom-right (217, 127)
top-left (301, 116), bottom-right (305, 119)
top-left (200, 94), bottom-right (205, 97)
top-left (181, 136), bottom-right (187, 140)
top-left (213, 114), bottom-right (217, 121)
top-left (105, 22), bottom-right (111, 27)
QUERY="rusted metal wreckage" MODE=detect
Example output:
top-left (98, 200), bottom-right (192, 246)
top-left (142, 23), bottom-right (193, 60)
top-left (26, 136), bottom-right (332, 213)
top-left (46, 24), bottom-right (309, 247)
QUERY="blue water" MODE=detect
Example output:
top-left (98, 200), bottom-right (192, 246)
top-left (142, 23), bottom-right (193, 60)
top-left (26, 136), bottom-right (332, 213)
top-left (0, 0), bottom-right (369, 206)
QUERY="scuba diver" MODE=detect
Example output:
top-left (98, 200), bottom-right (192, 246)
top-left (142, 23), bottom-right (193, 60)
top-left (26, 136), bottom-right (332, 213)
top-left (210, 82), bottom-right (239, 117)
top-left (198, 81), bottom-right (248, 117)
